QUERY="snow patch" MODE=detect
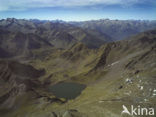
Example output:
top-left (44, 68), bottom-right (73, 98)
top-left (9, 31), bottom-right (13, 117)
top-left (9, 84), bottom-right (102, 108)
top-left (137, 84), bottom-right (143, 90)
top-left (153, 89), bottom-right (156, 96)
top-left (125, 78), bottom-right (133, 84)
top-left (111, 61), bottom-right (119, 66)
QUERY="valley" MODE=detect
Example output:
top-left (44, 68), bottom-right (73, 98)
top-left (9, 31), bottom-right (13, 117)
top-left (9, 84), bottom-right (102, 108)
top-left (0, 18), bottom-right (156, 117)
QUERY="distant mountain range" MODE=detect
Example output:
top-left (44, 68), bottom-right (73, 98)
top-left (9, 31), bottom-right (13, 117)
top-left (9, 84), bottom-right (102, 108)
top-left (0, 18), bottom-right (156, 49)
top-left (71, 19), bottom-right (156, 41)
top-left (0, 18), bottom-right (110, 49)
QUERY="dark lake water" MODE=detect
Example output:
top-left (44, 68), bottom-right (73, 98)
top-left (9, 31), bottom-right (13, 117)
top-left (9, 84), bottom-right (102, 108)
top-left (49, 82), bottom-right (86, 100)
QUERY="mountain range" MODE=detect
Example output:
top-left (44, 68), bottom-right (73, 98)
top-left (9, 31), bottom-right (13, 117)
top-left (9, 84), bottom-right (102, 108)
top-left (0, 18), bottom-right (156, 117)
top-left (71, 19), bottom-right (156, 41)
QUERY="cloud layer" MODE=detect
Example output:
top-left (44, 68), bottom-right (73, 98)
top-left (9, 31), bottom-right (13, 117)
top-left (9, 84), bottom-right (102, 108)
top-left (0, 0), bottom-right (155, 11)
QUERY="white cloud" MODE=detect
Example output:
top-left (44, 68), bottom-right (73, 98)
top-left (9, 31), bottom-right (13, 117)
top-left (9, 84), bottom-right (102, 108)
top-left (0, 0), bottom-right (154, 11)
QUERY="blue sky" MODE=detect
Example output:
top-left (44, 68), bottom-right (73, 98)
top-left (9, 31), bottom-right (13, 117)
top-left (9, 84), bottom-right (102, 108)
top-left (0, 0), bottom-right (156, 21)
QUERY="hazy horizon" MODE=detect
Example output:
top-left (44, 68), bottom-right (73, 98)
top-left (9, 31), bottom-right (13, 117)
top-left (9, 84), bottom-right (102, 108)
top-left (1, 17), bottom-right (156, 22)
top-left (0, 0), bottom-right (156, 21)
